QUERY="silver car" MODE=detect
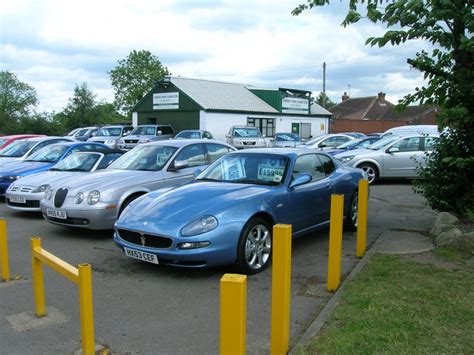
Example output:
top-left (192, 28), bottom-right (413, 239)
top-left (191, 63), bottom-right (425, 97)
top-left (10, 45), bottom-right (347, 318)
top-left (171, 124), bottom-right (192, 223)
top-left (5, 150), bottom-right (123, 211)
top-left (271, 133), bottom-right (303, 148)
top-left (0, 136), bottom-right (74, 168)
top-left (334, 134), bottom-right (438, 184)
top-left (303, 133), bottom-right (357, 150)
top-left (41, 140), bottom-right (235, 230)
top-left (226, 126), bottom-right (267, 149)
top-left (117, 125), bottom-right (175, 151)
top-left (87, 125), bottom-right (134, 149)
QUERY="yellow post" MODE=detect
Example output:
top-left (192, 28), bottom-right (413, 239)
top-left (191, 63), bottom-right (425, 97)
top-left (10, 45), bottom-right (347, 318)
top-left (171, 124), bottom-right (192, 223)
top-left (0, 219), bottom-right (10, 282)
top-left (78, 264), bottom-right (95, 355)
top-left (356, 179), bottom-right (369, 258)
top-left (31, 237), bottom-right (46, 316)
top-left (327, 194), bottom-right (344, 292)
top-left (220, 273), bottom-right (247, 355)
top-left (271, 224), bottom-right (292, 355)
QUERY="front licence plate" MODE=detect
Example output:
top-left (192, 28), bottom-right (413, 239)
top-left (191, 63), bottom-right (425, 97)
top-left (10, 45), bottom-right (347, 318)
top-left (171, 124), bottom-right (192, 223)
top-left (46, 208), bottom-right (67, 219)
top-left (10, 196), bottom-right (26, 204)
top-left (124, 247), bottom-right (159, 264)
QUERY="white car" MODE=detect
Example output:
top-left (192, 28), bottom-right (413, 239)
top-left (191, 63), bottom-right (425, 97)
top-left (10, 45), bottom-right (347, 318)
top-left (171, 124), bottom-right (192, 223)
top-left (303, 134), bottom-right (357, 150)
top-left (226, 126), bottom-right (267, 149)
top-left (335, 134), bottom-right (438, 184)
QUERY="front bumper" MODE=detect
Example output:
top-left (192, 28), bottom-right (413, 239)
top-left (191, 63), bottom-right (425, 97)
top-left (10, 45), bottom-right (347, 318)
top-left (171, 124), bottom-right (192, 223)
top-left (113, 218), bottom-right (243, 269)
top-left (5, 191), bottom-right (43, 211)
top-left (41, 201), bottom-right (119, 230)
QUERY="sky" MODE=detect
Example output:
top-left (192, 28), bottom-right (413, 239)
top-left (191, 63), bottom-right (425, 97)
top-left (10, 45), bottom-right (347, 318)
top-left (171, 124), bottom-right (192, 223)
top-left (0, 0), bottom-right (431, 113)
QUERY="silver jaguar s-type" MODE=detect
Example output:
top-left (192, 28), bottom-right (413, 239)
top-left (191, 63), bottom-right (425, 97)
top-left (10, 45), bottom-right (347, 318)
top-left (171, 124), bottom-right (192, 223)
top-left (6, 149), bottom-right (123, 211)
top-left (41, 140), bottom-right (235, 230)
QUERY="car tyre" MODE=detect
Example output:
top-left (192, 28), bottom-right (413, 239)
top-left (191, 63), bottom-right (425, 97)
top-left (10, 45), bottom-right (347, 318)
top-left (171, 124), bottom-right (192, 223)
top-left (344, 192), bottom-right (358, 232)
top-left (358, 163), bottom-right (378, 184)
top-left (236, 217), bottom-right (272, 275)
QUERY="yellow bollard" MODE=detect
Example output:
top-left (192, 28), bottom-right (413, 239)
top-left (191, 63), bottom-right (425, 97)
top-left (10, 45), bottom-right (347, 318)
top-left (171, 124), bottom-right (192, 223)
top-left (327, 194), bottom-right (344, 292)
top-left (220, 273), bottom-right (247, 355)
top-left (31, 237), bottom-right (46, 316)
top-left (0, 219), bottom-right (10, 282)
top-left (356, 179), bottom-right (369, 258)
top-left (78, 264), bottom-right (95, 355)
top-left (271, 224), bottom-right (292, 355)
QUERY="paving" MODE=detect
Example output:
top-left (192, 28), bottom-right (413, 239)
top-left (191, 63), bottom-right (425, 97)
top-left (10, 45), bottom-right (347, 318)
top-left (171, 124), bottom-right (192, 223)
top-left (0, 182), bottom-right (437, 354)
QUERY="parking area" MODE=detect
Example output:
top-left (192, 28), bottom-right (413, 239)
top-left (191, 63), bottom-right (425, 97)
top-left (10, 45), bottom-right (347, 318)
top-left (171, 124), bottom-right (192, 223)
top-left (0, 182), bottom-right (436, 354)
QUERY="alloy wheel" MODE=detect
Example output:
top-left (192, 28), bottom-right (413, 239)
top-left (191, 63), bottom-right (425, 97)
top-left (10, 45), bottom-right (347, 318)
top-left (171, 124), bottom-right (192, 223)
top-left (244, 224), bottom-right (271, 270)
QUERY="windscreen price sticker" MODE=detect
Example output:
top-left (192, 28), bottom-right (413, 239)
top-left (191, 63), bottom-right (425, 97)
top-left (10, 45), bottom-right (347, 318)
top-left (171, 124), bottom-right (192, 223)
top-left (258, 164), bottom-right (284, 182)
top-left (223, 159), bottom-right (246, 180)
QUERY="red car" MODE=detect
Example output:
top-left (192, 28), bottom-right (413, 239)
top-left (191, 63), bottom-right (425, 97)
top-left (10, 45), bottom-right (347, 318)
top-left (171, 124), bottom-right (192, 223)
top-left (0, 134), bottom-right (45, 150)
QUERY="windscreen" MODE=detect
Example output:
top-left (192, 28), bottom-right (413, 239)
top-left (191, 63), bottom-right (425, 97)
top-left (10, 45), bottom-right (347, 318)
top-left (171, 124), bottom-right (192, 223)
top-left (131, 126), bottom-right (156, 136)
top-left (108, 145), bottom-right (177, 171)
top-left (0, 140), bottom-right (36, 157)
top-left (51, 153), bottom-right (101, 172)
top-left (232, 128), bottom-right (261, 138)
top-left (275, 133), bottom-right (300, 142)
top-left (197, 153), bottom-right (288, 185)
top-left (96, 127), bottom-right (122, 137)
top-left (176, 131), bottom-right (201, 139)
top-left (27, 145), bottom-right (68, 163)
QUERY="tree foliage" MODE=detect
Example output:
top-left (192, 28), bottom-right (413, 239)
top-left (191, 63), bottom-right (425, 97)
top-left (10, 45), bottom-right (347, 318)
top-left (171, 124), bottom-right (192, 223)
top-left (293, 0), bottom-right (474, 216)
top-left (0, 70), bottom-right (38, 133)
top-left (314, 91), bottom-right (335, 108)
top-left (54, 83), bottom-right (126, 132)
top-left (109, 50), bottom-right (170, 114)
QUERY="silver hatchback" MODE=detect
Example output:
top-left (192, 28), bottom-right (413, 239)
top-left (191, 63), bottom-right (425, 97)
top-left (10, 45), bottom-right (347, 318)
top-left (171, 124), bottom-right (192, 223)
top-left (41, 140), bottom-right (235, 230)
top-left (334, 134), bottom-right (438, 184)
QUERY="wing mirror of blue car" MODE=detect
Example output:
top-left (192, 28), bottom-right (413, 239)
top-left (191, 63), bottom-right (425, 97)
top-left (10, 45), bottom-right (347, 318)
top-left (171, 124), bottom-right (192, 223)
top-left (193, 168), bottom-right (202, 178)
top-left (290, 173), bottom-right (312, 188)
top-left (387, 147), bottom-right (400, 154)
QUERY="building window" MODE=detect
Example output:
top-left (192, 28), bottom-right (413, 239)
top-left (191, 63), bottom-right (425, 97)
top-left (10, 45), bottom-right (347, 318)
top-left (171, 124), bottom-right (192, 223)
top-left (247, 117), bottom-right (275, 137)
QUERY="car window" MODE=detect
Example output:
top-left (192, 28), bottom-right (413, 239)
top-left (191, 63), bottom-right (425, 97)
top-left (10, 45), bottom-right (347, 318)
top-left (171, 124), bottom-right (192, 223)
top-left (391, 137), bottom-right (422, 152)
top-left (293, 154), bottom-right (325, 181)
top-left (320, 136), bottom-right (349, 148)
top-left (160, 126), bottom-right (174, 135)
top-left (96, 153), bottom-right (123, 169)
top-left (206, 143), bottom-right (230, 164)
top-left (174, 144), bottom-right (206, 167)
top-left (317, 154), bottom-right (336, 175)
top-left (28, 139), bottom-right (65, 156)
top-left (424, 137), bottom-right (437, 151)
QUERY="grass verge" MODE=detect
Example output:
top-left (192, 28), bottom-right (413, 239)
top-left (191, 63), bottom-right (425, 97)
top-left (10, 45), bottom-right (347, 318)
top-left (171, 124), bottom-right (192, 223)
top-left (299, 253), bottom-right (474, 354)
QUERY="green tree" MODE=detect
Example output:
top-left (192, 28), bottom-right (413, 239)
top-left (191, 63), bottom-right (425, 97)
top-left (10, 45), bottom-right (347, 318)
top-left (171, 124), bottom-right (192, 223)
top-left (0, 70), bottom-right (38, 134)
top-left (293, 0), bottom-right (474, 217)
top-left (109, 50), bottom-right (170, 114)
top-left (55, 83), bottom-right (125, 132)
top-left (19, 112), bottom-right (63, 136)
top-left (314, 92), bottom-right (335, 108)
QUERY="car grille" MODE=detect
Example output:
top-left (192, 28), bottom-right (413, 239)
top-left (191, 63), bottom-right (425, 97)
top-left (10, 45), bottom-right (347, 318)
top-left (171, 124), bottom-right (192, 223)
top-left (124, 139), bottom-right (139, 144)
top-left (7, 199), bottom-right (40, 208)
top-left (46, 215), bottom-right (90, 226)
top-left (117, 229), bottom-right (173, 249)
top-left (242, 141), bottom-right (256, 145)
top-left (54, 188), bottom-right (68, 208)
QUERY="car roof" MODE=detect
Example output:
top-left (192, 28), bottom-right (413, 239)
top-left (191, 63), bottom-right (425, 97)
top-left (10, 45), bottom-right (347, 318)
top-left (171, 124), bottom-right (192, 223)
top-left (144, 139), bottom-right (232, 148)
top-left (23, 136), bottom-right (74, 142)
top-left (1, 134), bottom-right (44, 140)
top-left (72, 148), bottom-right (124, 156)
top-left (227, 147), bottom-right (332, 159)
top-left (46, 141), bottom-right (106, 149)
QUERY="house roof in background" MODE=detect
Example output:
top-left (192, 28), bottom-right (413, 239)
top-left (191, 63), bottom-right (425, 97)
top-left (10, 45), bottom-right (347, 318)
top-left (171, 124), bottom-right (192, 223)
top-left (310, 102), bottom-right (332, 116)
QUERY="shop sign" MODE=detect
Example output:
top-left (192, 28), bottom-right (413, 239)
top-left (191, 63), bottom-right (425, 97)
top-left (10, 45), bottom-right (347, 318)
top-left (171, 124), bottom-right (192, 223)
top-left (153, 92), bottom-right (179, 110)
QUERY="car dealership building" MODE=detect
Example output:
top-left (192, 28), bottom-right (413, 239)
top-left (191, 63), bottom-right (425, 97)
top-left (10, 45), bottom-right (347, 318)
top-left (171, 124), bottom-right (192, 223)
top-left (131, 76), bottom-right (331, 141)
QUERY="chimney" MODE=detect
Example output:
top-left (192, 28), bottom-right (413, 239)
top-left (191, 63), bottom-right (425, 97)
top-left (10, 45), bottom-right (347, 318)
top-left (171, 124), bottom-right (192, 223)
top-left (341, 92), bottom-right (350, 101)
top-left (378, 92), bottom-right (386, 103)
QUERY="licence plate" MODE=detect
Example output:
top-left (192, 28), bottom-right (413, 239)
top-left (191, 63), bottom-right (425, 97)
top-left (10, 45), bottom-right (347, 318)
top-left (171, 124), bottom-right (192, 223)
top-left (46, 208), bottom-right (67, 219)
top-left (10, 196), bottom-right (26, 203)
top-left (124, 247), bottom-right (159, 264)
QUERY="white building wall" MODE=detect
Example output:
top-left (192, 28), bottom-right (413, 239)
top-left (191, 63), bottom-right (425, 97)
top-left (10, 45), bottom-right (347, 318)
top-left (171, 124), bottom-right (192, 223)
top-left (200, 111), bottom-right (329, 142)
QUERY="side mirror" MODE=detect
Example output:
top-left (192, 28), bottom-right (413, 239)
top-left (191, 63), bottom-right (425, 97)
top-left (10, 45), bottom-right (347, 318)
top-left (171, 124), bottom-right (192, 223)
top-left (122, 131), bottom-right (130, 136)
top-left (262, 134), bottom-right (266, 138)
top-left (157, 130), bottom-right (163, 136)
top-left (387, 147), bottom-right (400, 154)
top-left (172, 160), bottom-right (188, 170)
top-left (225, 134), bottom-right (231, 138)
top-left (193, 168), bottom-right (202, 178)
top-left (290, 173), bottom-right (312, 188)
top-left (319, 143), bottom-right (326, 148)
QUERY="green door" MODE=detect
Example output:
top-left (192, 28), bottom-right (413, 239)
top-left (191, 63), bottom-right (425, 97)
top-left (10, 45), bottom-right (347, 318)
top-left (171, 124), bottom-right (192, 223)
top-left (292, 123), bottom-right (300, 134)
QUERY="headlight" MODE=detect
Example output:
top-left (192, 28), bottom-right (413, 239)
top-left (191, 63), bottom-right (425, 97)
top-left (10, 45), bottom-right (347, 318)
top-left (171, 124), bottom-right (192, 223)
top-left (181, 216), bottom-right (218, 236)
top-left (87, 190), bottom-right (100, 205)
top-left (339, 155), bottom-right (355, 164)
top-left (45, 188), bottom-right (54, 200)
top-left (259, 139), bottom-right (266, 144)
top-left (75, 192), bottom-right (84, 204)
top-left (139, 139), bottom-right (150, 143)
top-left (33, 184), bottom-right (50, 193)
top-left (118, 140), bottom-right (125, 145)
top-left (4, 175), bottom-right (20, 182)
top-left (105, 139), bottom-right (116, 144)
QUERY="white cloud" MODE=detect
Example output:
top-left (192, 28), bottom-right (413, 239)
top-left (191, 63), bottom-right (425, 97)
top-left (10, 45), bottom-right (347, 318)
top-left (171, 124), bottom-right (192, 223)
top-left (1, 0), bottom-right (431, 112)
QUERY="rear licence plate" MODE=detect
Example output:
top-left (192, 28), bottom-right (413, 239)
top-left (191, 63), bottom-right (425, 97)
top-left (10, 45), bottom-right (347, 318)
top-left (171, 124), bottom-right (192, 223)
top-left (10, 196), bottom-right (26, 203)
top-left (124, 247), bottom-right (159, 264)
top-left (46, 208), bottom-right (67, 219)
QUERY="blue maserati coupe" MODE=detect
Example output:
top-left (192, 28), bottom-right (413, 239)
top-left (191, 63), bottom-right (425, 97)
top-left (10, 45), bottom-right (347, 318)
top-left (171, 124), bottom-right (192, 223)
top-left (114, 149), bottom-right (366, 274)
